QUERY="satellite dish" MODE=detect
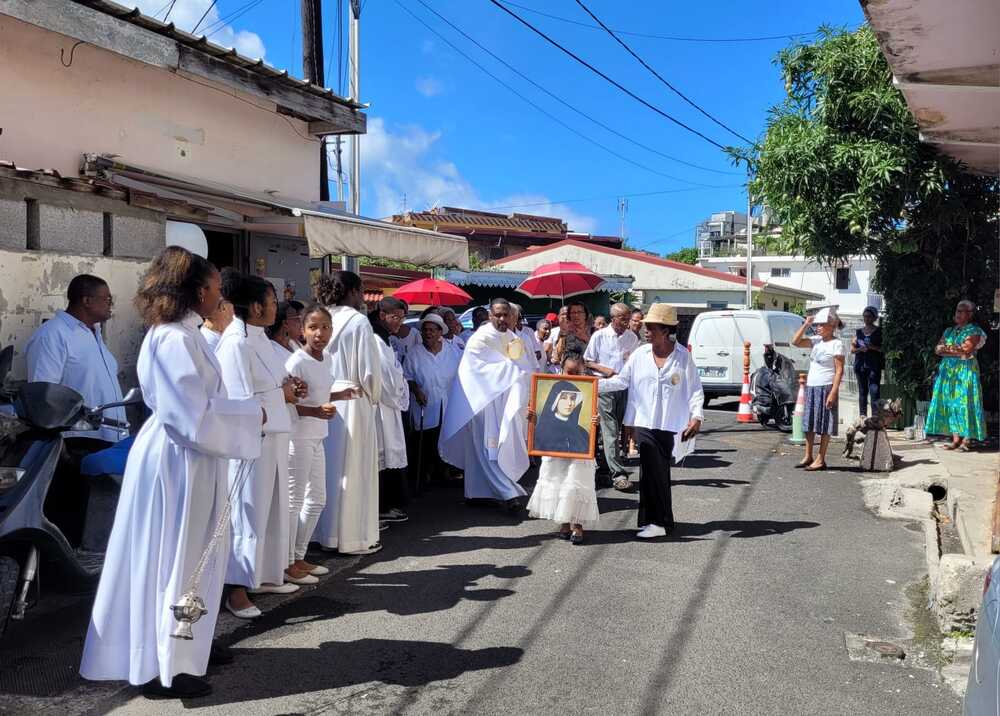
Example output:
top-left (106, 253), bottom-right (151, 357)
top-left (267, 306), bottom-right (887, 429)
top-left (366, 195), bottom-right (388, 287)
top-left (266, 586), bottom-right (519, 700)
top-left (165, 221), bottom-right (208, 258)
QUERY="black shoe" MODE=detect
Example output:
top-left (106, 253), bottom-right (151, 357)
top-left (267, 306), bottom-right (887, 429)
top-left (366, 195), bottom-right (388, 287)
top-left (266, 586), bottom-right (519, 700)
top-left (505, 498), bottom-right (522, 512)
top-left (142, 673), bottom-right (212, 699)
top-left (209, 642), bottom-right (234, 666)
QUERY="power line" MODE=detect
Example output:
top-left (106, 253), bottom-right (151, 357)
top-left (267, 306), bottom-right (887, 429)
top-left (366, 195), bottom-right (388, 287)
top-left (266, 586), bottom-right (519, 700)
top-left (411, 0), bottom-right (737, 176)
top-left (503, 2), bottom-right (817, 43)
top-left (574, 0), bottom-right (753, 145)
top-left (191, 0), bottom-right (219, 34)
top-left (394, 0), bottom-right (716, 186)
top-left (202, 0), bottom-right (268, 38)
top-left (487, 0), bottom-right (728, 151)
top-left (483, 184), bottom-right (742, 212)
top-left (163, 0), bottom-right (178, 22)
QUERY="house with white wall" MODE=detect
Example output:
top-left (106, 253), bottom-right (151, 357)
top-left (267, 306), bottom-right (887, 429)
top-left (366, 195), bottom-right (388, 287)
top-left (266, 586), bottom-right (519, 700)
top-left (0, 0), bottom-right (465, 382)
top-left (698, 255), bottom-right (880, 317)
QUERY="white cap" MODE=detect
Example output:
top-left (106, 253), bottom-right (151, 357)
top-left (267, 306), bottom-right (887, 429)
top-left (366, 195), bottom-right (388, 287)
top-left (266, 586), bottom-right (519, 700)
top-left (420, 313), bottom-right (447, 332)
top-left (813, 307), bottom-right (840, 325)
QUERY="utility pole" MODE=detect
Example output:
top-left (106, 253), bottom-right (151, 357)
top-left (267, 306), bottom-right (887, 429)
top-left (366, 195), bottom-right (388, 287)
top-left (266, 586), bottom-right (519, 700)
top-left (745, 180), bottom-right (753, 309)
top-left (343, 0), bottom-right (361, 274)
top-left (617, 197), bottom-right (628, 244)
top-left (300, 0), bottom-right (328, 202)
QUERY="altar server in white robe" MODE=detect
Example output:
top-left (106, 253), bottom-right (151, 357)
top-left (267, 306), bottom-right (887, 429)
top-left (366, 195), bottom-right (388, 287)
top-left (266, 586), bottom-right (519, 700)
top-left (315, 271), bottom-right (384, 554)
top-left (80, 247), bottom-right (263, 700)
top-left (439, 298), bottom-right (530, 507)
top-left (216, 271), bottom-right (299, 619)
top-left (510, 302), bottom-right (543, 372)
top-left (372, 321), bottom-right (411, 522)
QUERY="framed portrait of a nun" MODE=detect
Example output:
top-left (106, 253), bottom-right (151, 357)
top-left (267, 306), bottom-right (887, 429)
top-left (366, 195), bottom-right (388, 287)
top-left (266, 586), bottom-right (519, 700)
top-left (528, 374), bottom-right (598, 459)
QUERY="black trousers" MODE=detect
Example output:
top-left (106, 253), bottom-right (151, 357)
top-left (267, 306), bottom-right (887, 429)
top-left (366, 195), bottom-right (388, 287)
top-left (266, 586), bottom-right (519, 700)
top-left (634, 428), bottom-right (675, 529)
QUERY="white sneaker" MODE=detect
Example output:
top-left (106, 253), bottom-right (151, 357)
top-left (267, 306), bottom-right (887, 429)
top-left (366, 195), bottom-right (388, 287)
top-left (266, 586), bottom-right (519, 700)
top-left (249, 582), bottom-right (300, 595)
top-left (636, 524), bottom-right (650, 533)
top-left (636, 524), bottom-right (667, 539)
top-left (225, 600), bottom-right (261, 619)
top-left (284, 572), bottom-right (319, 585)
top-left (307, 564), bottom-right (330, 576)
top-left (341, 542), bottom-right (383, 555)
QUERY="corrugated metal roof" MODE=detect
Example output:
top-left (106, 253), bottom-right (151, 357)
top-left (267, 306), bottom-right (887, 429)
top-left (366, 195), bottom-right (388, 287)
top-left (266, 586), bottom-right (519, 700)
top-left (395, 207), bottom-right (567, 234)
top-left (70, 0), bottom-right (360, 111)
top-left (443, 269), bottom-right (633, 293)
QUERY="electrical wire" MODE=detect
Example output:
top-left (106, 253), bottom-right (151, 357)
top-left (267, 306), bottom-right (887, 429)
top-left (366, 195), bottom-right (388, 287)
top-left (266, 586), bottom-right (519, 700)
top-left (502, 1), bottom-right (817, 43)
top-left (202, 0), bottom-right (268, 38)
top-left (483, 185), bottom-right (742, 212)
top-left (394, 0), bottom-right (717, 186)
top-left (191, 0), bottom-right (219, 34)
top-left (411, 0), bottom-right (738, 176)
top-left (487, 0), bottom-right (729, 151)
top-left (163, 0), bottom-right (179, 22)
top-left (574, 0), bottom-right (753, 145)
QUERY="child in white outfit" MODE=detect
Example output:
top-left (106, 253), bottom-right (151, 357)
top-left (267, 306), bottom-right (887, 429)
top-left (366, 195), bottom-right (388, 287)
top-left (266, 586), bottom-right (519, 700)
top-left (526, 351), bottom-right (600, 544)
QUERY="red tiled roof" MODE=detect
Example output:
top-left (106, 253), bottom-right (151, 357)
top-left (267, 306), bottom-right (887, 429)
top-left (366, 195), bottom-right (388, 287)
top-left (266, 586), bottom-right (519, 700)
top-left (493, 239), bottom-right (768, 288)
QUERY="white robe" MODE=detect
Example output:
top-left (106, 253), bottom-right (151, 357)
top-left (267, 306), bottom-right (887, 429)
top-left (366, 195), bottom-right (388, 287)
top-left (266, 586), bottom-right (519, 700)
top-left (216, 318), bottom-right (291, 587)
top-left (80, 312), bottom-right (261, 687)
top-left (375, 339), bottom-right (409, 471)
top-left (314, 306), bottom-right (383, 552)
top-left (439, 323), bottom-right (530, 501)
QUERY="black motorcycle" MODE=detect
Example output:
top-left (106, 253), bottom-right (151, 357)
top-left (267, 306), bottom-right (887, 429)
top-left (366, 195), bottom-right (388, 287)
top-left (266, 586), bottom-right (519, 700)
top-left (750, 345), bottom-right (798, 432)
top-left (0, 346), bottom-right (141, 635)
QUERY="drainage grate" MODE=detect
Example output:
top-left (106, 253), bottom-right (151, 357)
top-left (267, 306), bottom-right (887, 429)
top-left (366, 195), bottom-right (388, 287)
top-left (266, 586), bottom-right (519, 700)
top-left (0, 650), bottom-right (83, 697)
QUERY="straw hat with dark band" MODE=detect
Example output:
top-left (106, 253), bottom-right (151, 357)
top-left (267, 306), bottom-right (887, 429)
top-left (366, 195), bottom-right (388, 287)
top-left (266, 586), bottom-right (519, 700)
top-left (642, 303), bottom-right (679, 326)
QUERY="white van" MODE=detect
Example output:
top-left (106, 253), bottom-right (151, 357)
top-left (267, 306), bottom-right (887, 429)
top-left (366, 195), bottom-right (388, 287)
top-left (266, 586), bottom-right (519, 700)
top-left (687, 310), bottom-right (810, 403)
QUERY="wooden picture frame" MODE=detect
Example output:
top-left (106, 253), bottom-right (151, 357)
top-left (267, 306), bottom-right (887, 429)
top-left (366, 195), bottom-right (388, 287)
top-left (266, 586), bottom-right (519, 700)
top-left (527, 373), bottom-right (599, 459)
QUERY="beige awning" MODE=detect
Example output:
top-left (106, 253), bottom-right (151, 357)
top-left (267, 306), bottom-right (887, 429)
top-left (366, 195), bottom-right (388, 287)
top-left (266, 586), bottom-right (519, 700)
top-left (88, 155), bottom-right (470, 268)
top-left (298, 210), bottom-right (469, 268)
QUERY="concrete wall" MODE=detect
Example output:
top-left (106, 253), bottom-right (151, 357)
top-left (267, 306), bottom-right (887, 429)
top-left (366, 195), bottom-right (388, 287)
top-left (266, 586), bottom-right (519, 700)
top-left (0, 15), bottom-right (319, 202)
top-left (700, 255), bottom-right (877, 316)
top-left (0, 249), bottom-right (149, 387)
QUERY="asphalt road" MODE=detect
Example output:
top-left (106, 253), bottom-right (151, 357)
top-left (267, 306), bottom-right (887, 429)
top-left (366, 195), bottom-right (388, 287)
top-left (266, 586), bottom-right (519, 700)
top-left (0, 405), bottom-right (962, 715)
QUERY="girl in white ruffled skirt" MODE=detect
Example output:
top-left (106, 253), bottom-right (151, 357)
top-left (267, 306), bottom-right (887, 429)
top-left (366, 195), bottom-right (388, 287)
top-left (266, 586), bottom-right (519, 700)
top-left (527, 351), bottom-right (600, 545)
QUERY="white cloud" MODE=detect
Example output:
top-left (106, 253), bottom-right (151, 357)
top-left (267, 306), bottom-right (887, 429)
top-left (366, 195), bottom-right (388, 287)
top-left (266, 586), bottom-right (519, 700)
top-left (129, 0), bottom-right (266, 58)
top-left (347, 118), bottom-right (598, 234)
top-left (415, 76), bottom-right (444, 98)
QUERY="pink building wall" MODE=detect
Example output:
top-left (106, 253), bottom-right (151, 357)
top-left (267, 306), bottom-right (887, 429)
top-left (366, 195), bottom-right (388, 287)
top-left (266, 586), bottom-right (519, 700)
top-left (0, 15), bottom-right (320, 202)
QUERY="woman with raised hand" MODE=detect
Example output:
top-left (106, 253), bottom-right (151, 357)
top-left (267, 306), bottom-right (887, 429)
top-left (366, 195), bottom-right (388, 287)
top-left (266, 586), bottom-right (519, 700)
top-left (80, 247), bottom-right (263, 699)
top-left (216, 270), bottom-right (300, 619)
top-left (791, 308), bottom-right (846, 471)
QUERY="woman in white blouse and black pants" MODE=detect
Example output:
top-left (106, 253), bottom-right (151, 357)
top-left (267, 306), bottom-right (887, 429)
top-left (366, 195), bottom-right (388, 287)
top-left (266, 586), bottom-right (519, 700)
top-left (598, 304), bottom-right (704, 539)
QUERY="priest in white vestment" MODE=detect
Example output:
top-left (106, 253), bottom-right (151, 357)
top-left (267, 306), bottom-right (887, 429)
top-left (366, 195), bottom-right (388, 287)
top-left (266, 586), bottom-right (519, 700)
top-left (81, 249), bottom-right (262, 699)
top-left (314, 272), bottom-right (384, 554)
top-left (439, 298), bottom-right (530, 506)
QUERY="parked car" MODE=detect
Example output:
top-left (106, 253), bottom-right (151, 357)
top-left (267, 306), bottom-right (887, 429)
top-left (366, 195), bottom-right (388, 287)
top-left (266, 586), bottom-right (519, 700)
top-left (687, 310), bottom-right (811, 404)
top-left (964, 556), bottom-right (1000, 715)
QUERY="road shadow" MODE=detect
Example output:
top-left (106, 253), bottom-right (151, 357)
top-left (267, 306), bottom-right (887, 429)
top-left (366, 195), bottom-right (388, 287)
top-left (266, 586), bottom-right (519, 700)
top-left (672, 477), bottom-right (751, 488)
top-left (675, 518), bottom-right (820, 539)
top-left (675, 454), bottom-right (733, 469)
top-left (192, 638), bottom-right (524, 708)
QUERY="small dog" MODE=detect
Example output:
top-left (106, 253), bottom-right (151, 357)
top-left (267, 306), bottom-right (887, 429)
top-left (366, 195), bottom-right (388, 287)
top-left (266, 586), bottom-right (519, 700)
top-left (843, 398), bottom-right (904, 459)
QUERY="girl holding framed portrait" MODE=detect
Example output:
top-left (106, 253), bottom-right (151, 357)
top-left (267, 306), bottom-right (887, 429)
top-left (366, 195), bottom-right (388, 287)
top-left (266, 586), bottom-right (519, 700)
top-left (526, 351), bottom-right (600, 545)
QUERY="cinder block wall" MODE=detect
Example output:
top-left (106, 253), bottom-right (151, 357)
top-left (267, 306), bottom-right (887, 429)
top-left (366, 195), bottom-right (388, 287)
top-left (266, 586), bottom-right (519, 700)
top-left (0, 177), bottom-right (166, 385)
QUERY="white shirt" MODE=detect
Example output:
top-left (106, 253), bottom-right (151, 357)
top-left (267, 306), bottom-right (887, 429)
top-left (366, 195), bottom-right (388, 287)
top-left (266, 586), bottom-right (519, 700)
top-left (599, 344), bottom-right (704, 433)
top-left (24, 310), bottom-right (126, 441)
top-left (404, 340), bottom-right (462, 430)
top-left (584, 325), bottom-right (640, 376)
top-left (285, 348), bottom-right (333, 439)
top-left (200, 326), bottom-right (223, 352)
top-left (807, 335), bottom-right (845, 387)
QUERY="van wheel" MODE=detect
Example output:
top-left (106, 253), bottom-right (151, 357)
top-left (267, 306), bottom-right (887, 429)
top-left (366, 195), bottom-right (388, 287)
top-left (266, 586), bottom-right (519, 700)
top-left (0, 556), bottom-right (19, 637)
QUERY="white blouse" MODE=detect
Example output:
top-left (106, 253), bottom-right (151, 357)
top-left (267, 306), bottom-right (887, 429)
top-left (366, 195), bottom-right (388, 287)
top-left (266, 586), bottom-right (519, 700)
top-left (403, 340), bottom-right (462, 430)
top-left (599, 343), bottom-right (704, 433)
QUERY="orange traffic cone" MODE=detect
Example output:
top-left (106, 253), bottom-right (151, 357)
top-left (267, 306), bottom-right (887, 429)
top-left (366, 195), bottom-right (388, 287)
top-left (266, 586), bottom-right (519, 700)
top-left (737, 341), bottom-right (754, 423)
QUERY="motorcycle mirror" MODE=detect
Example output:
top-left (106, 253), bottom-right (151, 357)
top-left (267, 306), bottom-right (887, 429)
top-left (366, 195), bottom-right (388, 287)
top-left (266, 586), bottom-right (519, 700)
top-left (93, 388), bottom-right (144, 413)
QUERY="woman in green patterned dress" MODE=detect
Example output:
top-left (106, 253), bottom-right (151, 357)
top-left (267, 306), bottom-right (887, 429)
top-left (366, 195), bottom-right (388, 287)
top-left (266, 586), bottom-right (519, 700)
top-left (925, 300), bottom-right (987, 450)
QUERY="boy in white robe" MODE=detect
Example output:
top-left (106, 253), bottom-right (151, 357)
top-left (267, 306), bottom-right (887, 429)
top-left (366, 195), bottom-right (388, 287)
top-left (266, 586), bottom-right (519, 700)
top-left (439, 299), bottom-right (530, 508)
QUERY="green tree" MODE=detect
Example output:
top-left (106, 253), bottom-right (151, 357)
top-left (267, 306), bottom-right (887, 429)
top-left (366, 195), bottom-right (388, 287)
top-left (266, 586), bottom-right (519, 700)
top-left (664, 247), bottom-right (699, 264)
top-left (731, 26), bottom-right (998, 405)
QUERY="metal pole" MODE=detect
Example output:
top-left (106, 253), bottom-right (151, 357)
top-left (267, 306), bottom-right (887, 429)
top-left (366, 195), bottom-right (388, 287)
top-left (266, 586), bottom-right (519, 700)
top-left (301, 0), bottom-right (329, 203)
top-left (342, 0), bottom-right (361, 275)
top-left (745, 178), bottom-right (753, 309)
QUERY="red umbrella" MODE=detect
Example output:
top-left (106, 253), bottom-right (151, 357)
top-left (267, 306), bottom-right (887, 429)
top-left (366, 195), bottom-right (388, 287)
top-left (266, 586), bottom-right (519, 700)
top-left (516, 261), bottom-right (605, 299)
top-left (392, 278), bottom-right (472, 306)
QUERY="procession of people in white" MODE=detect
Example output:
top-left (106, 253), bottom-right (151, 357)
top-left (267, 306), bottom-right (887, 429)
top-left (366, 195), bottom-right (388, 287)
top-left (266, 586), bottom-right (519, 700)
top-left (21, 247), bottom-right (703, 699)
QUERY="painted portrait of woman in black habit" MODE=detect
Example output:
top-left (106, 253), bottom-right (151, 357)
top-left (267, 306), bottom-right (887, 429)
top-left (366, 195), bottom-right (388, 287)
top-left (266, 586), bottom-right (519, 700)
top-left (534, 380), bottom-right (591, 455)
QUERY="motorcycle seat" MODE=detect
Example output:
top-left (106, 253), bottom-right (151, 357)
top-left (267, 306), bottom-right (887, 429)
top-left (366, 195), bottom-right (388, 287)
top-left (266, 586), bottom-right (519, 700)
top-left (80, 436), bottom-right (134, 480)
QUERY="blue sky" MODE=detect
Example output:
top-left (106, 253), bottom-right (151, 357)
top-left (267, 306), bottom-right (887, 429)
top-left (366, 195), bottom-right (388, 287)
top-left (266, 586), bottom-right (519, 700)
top-left (135, 0), bottom-right (865, 255)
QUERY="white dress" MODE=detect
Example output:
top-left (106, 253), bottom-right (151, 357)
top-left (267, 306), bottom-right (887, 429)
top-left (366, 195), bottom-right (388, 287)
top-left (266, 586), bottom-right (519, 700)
top-left (527, 457), bottom-right (599, 527)
top-left (314, 305), bottom-right (383, 552)
top-left (375, 339), bottom-right (409, 471)
top-left (80, 312), bottom-right (262, 687)
top-left (216, 318), bottom-right (291, 588)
